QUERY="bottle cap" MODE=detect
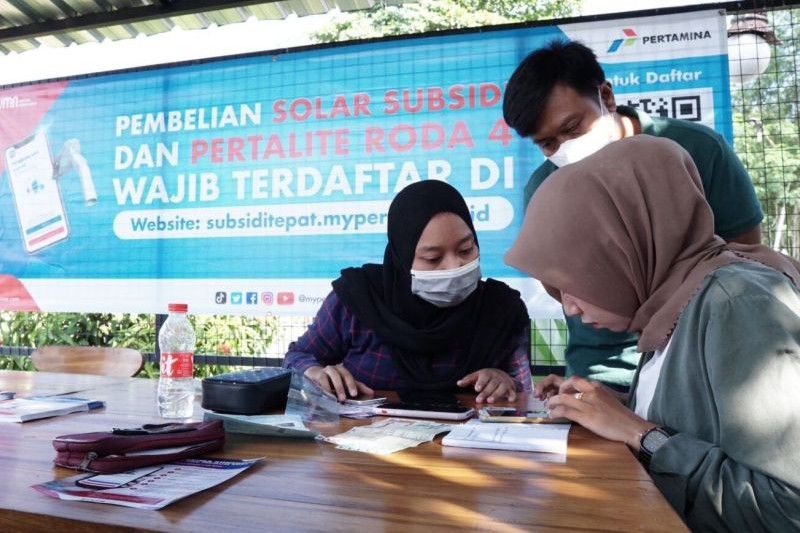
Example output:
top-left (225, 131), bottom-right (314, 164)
top-left (168, 303), bottom-right (188, 312)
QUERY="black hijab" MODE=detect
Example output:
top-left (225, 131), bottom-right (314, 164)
top-left (332, 180), bottom-right (529, 389)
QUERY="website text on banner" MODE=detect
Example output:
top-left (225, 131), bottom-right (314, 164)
top-left (0, 10), bottom-right (729, 316)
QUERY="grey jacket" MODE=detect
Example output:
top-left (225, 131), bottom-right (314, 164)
top-left (630, 262), bottom-right (800, 532)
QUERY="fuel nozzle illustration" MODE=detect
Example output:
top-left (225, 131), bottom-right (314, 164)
top-left (55, 138), bottom-right (97, 205)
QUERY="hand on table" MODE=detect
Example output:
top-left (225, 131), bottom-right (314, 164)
top-left (534, 374), bottom-right (573, 400)
top-left (304, 364), bottom-right (374, 402)
top-left (535, 374), bottom-right (628, 403)
top-left (544, 376), bottom-right (655, 450)
top-left (457, 368), bottom-right (517, 403)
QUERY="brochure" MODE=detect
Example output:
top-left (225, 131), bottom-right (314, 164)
top-left (0, 396), bottom-right (104, 423)
top-left (33, 457), bottom-right (260, 510)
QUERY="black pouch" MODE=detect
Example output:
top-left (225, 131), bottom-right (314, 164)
top-left (202, 368), bottom-right (292, 415)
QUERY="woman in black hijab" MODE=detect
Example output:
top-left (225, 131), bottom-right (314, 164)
top-left (284, 180), bottom-right (531, 402)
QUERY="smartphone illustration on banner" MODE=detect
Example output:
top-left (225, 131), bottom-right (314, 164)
top-left (5, 130), bottom-right (69, 253)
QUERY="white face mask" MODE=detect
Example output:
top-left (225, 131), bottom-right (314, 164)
top-left (547, 89), bottom-right (616, 168)
top-left (410, 257), bottom-right (481, 308)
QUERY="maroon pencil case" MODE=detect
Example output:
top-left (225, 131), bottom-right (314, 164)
top-left (52, 420), bottom-right (225, 474)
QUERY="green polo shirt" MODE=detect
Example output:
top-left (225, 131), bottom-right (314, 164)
top-left (523, 106), bottom-right (764, 390)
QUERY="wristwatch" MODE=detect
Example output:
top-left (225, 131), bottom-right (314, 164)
top-left (638, 426), bottom-right (676, 470)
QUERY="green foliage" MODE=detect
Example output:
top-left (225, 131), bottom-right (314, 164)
top-left (0, 312), bottom-right (143, 349)
top-left (312, 0), bottom-right (581, 43)
top-left (0, 311), bottom-right (278, 378)
top-left (0, 353), bottom-right (34, 371)
top-left (731, 9), bottom-right (800, 255)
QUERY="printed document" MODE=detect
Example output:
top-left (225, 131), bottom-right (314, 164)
top-left (33, 457), bottom-right (259, 510)
top-left (442, 420), bottom-right (570, 454)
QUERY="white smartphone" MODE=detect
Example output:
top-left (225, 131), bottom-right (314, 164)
top-left (5, 130), bottom-right (69, 253)
top-left (372, 402), bottom-right (475, 421)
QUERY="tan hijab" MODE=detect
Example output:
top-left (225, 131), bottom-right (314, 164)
top-left (505, 135), bottom-right (800, 352)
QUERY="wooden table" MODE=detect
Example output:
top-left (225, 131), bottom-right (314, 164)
top-left (0, 370), bottom-right (687, 532)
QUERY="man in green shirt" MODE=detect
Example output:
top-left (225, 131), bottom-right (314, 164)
top-left (502, 40), bottom-right (763, 391)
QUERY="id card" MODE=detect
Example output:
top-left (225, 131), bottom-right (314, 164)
top-left (5, 131), bottom-right (69, 253)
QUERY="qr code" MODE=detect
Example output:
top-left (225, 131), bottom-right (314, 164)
top-left (622, 95), bottom-right (702, 121)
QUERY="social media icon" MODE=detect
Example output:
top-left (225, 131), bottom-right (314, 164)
top-left (277, 292), bottom-right (295, 305)
top-left (215, 291), bottom-right (227, 304)
top-left (246, 292), bottom-right (258, 305)
top-left (261, 292), bottom-right (274, 305)
top-left (231, 292), bottom-right (243, 304)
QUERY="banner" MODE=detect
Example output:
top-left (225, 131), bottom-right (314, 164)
top-left (0, 10), bottom-right (729, 316)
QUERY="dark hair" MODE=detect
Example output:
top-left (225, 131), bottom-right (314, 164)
top-left (503, 40), bottom-right (606, 137)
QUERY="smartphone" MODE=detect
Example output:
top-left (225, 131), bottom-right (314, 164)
top-left (342, 396), bottom-right (387, 406)
top-left (478, 406), bottom-right (564, 424)
top-left (318, 387), bottom-right (386, 406)
top-left (75, 465), bottom-right (162, 489)
top-left (372, 402), bottom-right (475, 421)
top-left (5, 130), bottom-right (69, 253)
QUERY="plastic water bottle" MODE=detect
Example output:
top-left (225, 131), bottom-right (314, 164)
top-left (157, 303), bottom-right (196, 418)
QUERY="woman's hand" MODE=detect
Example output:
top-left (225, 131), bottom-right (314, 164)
top-left (534, 374), bottom-right (572, 400)
top-left (304, 364), bottom-right (374, 402)
top-left (545, 376), bottom-right (655, 449)
top-left (535, 375), bottom-right (628, 403)
top-left (457, 368), bottom-right (517, 403)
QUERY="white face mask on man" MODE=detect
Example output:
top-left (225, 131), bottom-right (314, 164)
top-left (547, 89), bottom-right (617, 168)
top-left (410, 257), bottom-right (481, 308)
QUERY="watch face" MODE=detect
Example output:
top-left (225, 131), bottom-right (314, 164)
top-left (643, 428), bottom-right (671, 453)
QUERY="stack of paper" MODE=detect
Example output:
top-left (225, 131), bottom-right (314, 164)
top-left (442, 420), bottom-right (570, 454)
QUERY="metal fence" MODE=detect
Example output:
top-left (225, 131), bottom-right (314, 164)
top-left (1, 1), bottom-right (798, 378)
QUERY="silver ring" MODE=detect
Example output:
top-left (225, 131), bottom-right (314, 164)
top-left (574, 392), bottom-right (583, 401)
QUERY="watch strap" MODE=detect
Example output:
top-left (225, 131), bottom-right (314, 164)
top-left (637, 425), bottom-right (677, 470)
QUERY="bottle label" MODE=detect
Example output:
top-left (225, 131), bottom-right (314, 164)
top-left (160, 351), bottom-right (193, 378)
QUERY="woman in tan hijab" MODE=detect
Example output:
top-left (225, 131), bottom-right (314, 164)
top-left (505, 134), bottom-right (800, 531)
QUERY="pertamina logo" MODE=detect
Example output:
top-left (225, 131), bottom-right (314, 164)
top-left (607, 29), bottom-right (638, 53)
top-left (608, 27), bottom-right (712, 53)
